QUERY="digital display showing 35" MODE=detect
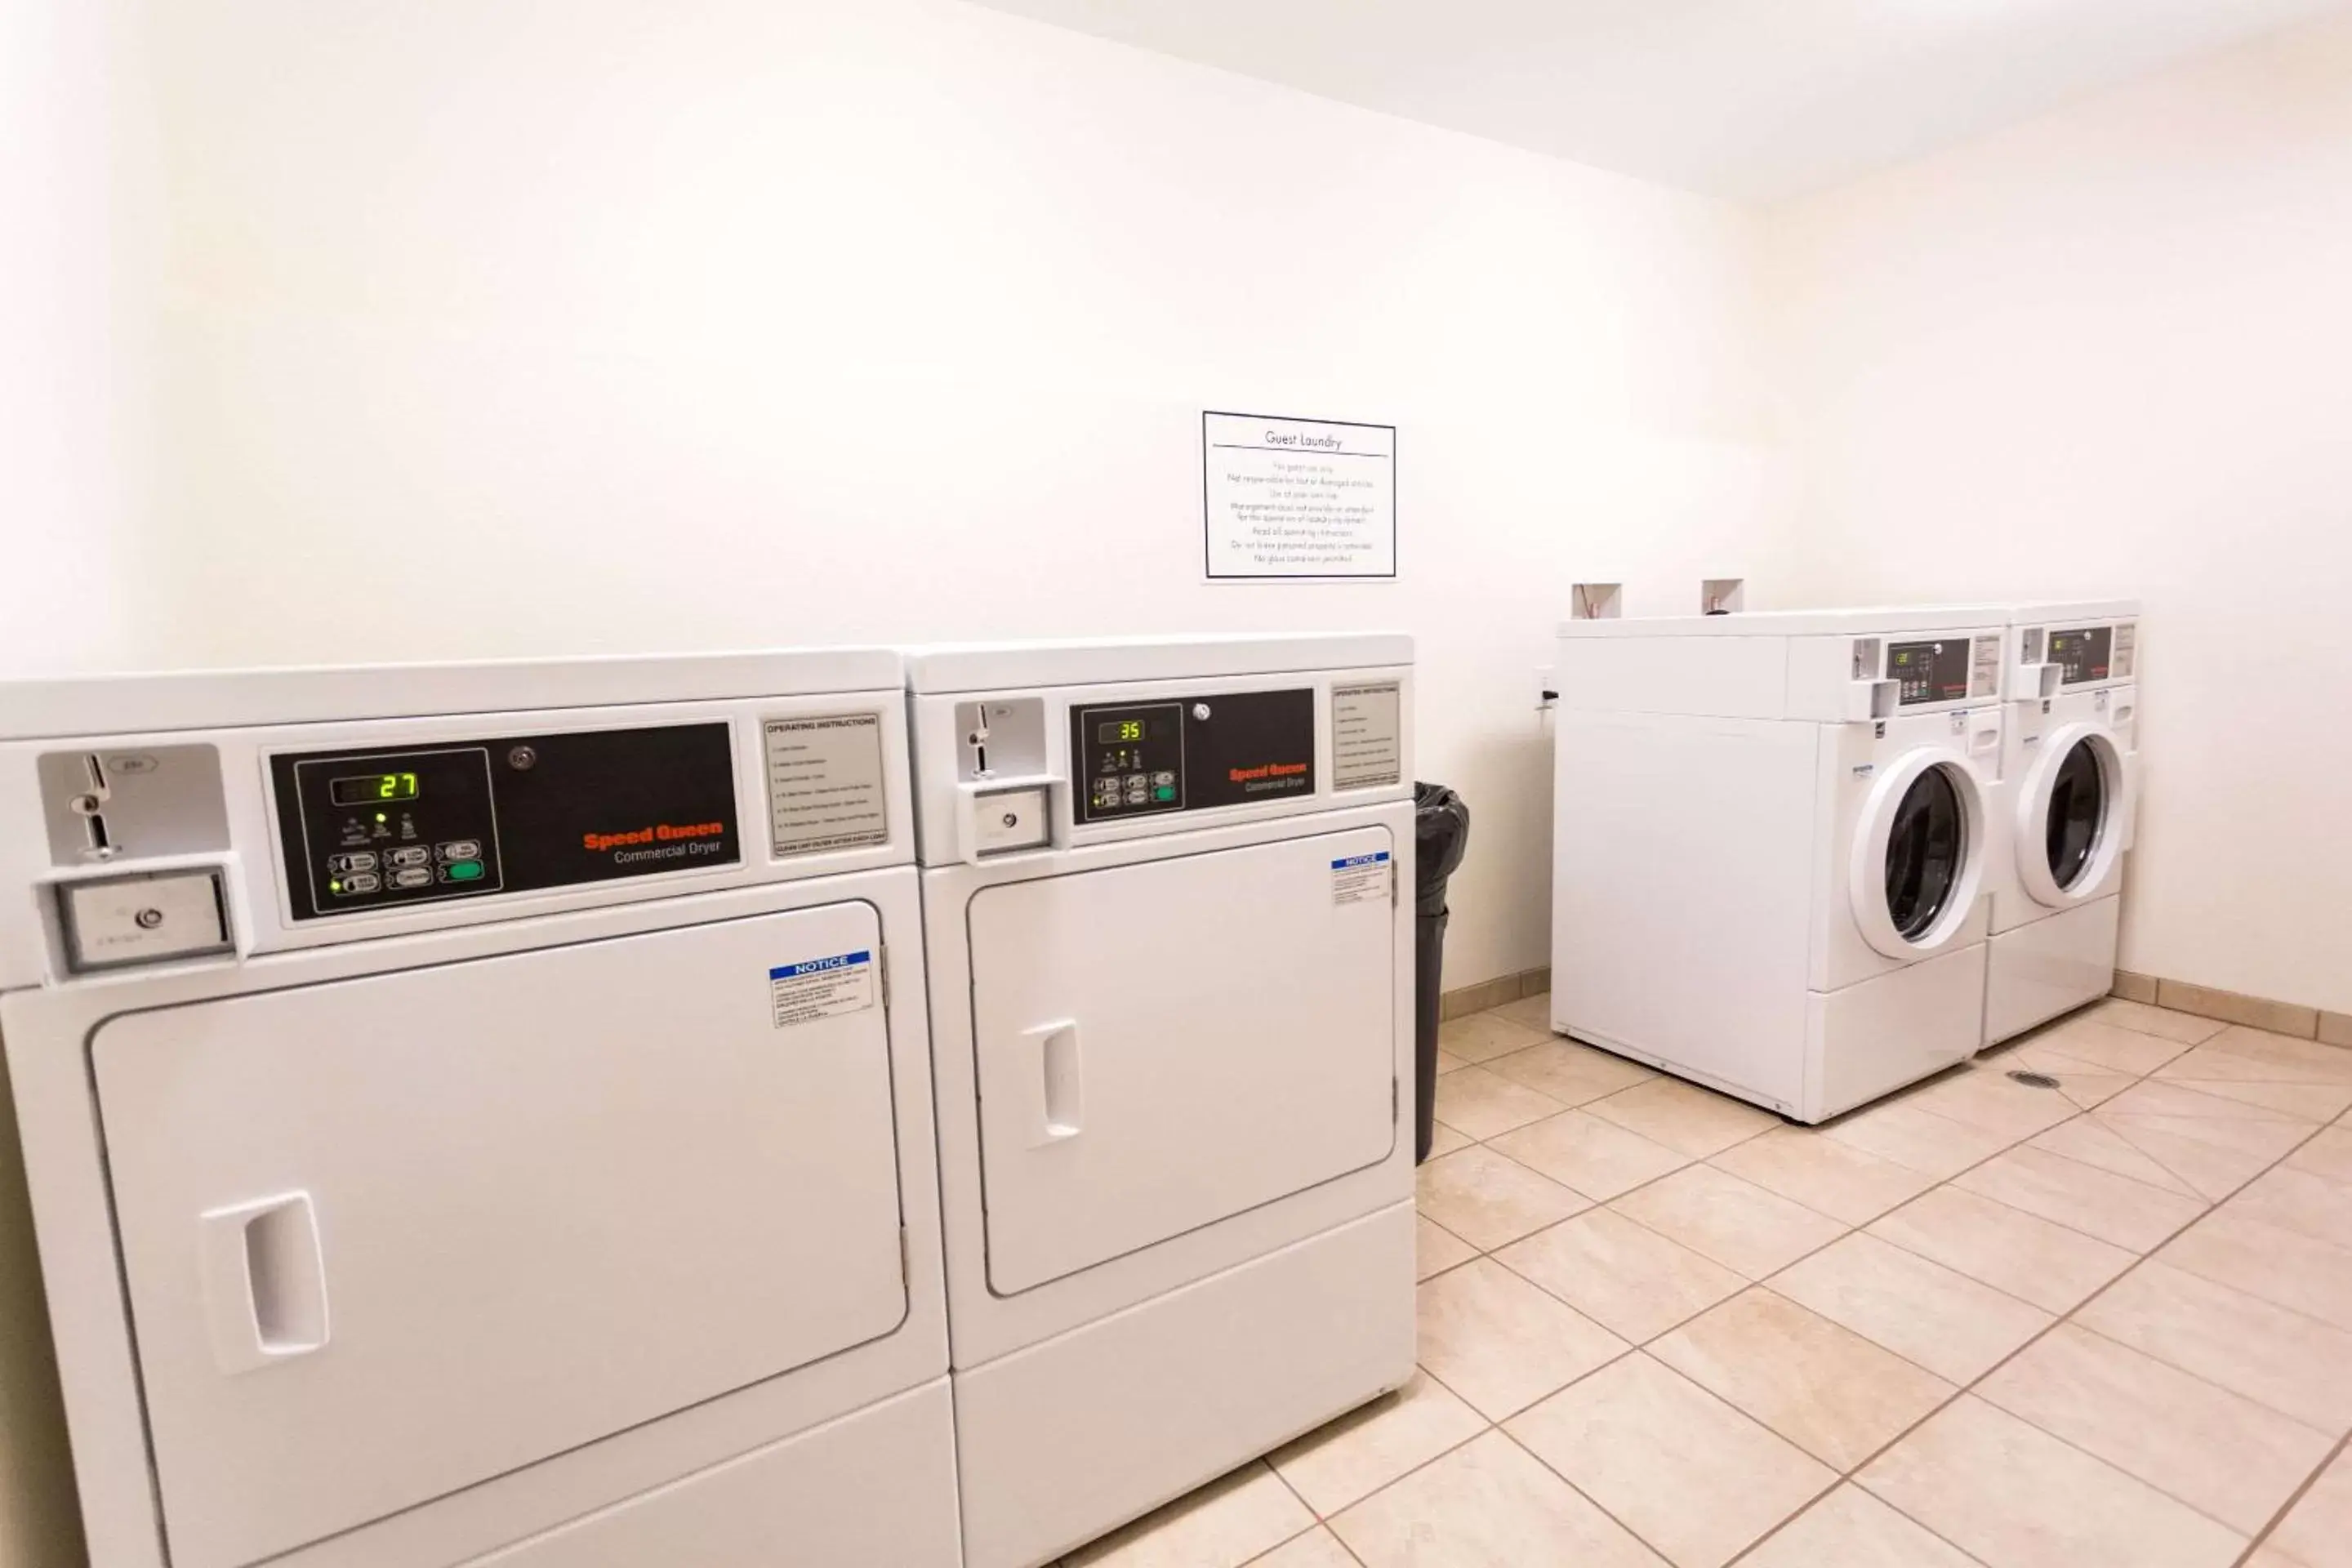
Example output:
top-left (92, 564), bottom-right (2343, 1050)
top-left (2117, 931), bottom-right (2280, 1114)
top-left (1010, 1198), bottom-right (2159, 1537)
top-left (1097, 718), bottom-right (1147, 745)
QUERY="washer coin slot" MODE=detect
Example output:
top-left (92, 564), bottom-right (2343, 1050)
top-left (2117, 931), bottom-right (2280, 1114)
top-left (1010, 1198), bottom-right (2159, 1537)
top-left (59, 871), bottom-right (233, 972)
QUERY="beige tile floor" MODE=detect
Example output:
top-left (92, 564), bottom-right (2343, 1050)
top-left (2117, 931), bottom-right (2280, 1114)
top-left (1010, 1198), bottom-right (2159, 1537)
top-left (1061, 995), bottom-right (2352, 1568)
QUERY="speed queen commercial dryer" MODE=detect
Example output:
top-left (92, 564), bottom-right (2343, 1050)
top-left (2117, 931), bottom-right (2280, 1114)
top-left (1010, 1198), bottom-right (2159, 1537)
top-left (1984, 600), bottom-right (2141, 1043)
top-left (1551, 608), bottom-right (2010, 1122)
top-left (0, 653), bottom-right (960, 1568)
top-left (906, 635), bottom-right (1417, 1568)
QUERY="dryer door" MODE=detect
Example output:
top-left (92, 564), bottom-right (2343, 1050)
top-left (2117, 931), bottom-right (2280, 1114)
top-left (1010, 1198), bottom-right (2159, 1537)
top-left (94, 902), bottom-right (907, 1568)
top-left (967, 827), bottom-right (1398, 1294)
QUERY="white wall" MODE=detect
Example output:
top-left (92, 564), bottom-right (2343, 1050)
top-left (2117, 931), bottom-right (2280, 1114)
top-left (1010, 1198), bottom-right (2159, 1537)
top-left (1765, 11), bottom-right (2352, 1014)
top-left (93, 0), bottom-right (1784, 989)
top-left (0, 2), bottom-right (136, 1559)
top-left (0, 0), bottom-right (154, 670)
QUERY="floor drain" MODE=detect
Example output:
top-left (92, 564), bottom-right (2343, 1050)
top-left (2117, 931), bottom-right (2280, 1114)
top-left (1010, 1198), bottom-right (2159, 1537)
top-left (2007, 1070), bottom-right (2061, 1089)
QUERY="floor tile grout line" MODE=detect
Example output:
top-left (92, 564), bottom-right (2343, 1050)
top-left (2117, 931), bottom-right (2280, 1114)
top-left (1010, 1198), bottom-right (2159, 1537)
top-left (2231, 1427), bottom-right (2349, 1568)
top-left (1456, 1076), bottom-right (2105, 1340)
top-left (1489, 1393), bottom-right (1788, 1568)
top-left (1517, 1046), bottom-right (2310, 1544)
top-left (1247, 1457), bottom-right (1379, 1566)
top-left (1450, 1044), bottom-right (2310, 1340)
top-left (2015, 1109), bottom-right (2260, 1205)
top-left (1784, 1143), bottom-right (2313, 1556)
top-left (1290, 1419), bottom-right (1494, 1532)
top-left (1427, 1001), bottom-right (2352, 1558)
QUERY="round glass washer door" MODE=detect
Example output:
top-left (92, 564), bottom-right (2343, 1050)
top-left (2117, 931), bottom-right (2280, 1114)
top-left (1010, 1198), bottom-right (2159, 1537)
top-left (2014, 722), bottom-right (2128, 909)
top-left (1886, 766), bottom-right (1965, 940)
top-left (2046, 737), bottom-right (2105, 890)
top-left (1850, 746), bottom-right (1988, 960)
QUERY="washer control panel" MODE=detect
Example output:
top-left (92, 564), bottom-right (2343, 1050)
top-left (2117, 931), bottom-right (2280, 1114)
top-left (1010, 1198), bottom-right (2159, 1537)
top-left (1888, 635), bottom-right (2000, 707)
top-left (2048, 622), bottom-right (2136, 686)
top-left (271, 722), bottom-right (739, 920)
top-left (1071, 688), bottom-right (1316, 824)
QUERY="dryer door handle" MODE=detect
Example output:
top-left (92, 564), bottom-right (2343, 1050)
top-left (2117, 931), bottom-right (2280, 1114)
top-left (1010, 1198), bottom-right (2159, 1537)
top-left (1015, 1020), bottom-right (1085, 1147)
top-left (200, 1191), bottom-right (332, 1374)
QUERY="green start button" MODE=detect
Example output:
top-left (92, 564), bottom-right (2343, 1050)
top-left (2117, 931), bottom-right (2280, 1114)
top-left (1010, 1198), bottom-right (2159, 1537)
top-left (444, 859), bottom-right (486, 882)
top-left (1154, 786), bottom-right (1177, 802)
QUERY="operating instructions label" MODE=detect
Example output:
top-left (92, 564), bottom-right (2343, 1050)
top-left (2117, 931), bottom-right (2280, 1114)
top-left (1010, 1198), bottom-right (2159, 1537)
top-left (1330, 850), bottom-right (1392, 907)
top-left (1331, 681), bottom-right (1403, 789)
top-left (769, 950), bottom-right (875, 1027)
top-left (764, 711), bottom-right (889, 856)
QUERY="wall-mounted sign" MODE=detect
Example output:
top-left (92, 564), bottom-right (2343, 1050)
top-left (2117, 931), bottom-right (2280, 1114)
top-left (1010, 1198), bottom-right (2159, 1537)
top-left (1202, 412), bottom-right (1396, 581)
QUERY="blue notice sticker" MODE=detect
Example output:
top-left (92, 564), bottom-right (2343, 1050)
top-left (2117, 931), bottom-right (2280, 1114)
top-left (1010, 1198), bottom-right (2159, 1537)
top-left (768, 950), bottom-right (872, 980)
top-left (768, 950), bottom-right (875, 1027)
top-left (1330, 850), bottom-right (1392, 906)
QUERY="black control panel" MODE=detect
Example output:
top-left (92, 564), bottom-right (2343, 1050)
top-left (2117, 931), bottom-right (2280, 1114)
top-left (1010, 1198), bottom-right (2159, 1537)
top-left (272, 722), bottom-right (740, 920)
top-left (1888, 639), bottom-right (1974, 707)
top-left (1072, 688), bottom-right (1316, 824)
top-left (2048, 626), bottom-right (2113, 686)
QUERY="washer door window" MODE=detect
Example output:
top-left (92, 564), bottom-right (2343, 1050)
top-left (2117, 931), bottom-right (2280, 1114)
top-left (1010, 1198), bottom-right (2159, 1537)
top-left (2013, 721), bottom-right (2130, 909)
top-left (1850, 746), bottom-right (1987, 960)
top-left (2045, 738), bottom-right (2105, 891)
top-left (1885, 767), bottom-right (1965, 941)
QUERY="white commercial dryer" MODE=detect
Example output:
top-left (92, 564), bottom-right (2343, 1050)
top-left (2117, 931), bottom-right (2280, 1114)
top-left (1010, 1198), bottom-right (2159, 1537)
top-left (1984, 600), bottom-right (2141, 1044)
top-left (1551, 608), bottom-right (2010, 1122)
top-left (906, 635), bottom-right (1417, 1568)
top-left (0, 653), bottom-right (960, 1568)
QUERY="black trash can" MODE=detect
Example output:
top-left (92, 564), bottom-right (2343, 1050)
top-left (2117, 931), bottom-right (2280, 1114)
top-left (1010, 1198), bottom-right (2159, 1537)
top-left (1413, 781), bottom-right (1471, 1164)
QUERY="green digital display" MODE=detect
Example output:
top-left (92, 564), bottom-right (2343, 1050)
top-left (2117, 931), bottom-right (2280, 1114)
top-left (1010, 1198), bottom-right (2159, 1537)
top-left (1098, 718), bottom-right (1147, 744)
top-left (330, 772), bottom-right (420, 807)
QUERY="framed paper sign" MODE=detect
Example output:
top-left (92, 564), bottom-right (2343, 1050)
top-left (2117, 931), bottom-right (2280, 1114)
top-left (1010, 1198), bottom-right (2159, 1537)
top-left (1201, 412), bottom-right (1396, 581)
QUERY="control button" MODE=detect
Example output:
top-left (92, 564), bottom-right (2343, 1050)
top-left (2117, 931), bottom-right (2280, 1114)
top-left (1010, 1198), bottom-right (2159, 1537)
top-left (391, 867), bottom-right (433, 889)
top-left (386, 846), bottom-right (430, 868)
top-left (436, 840), bottom-right (482, 862)
top-left (1095, 777), bottom-right (1119, 794)
top-left (336, 872), bottom-right (381, 894)
top-left (1154, 785), bottom-right (1178, 802)
top-left (327, 851), bottom-right (377, 874)
top-left (1125, 790), bottom-right (1149, 806)
top-left (1125, 773), bottom-right (1148, 790)
top-left (439, 859), bottom-right (486, 884)
top-left (1152, 771), bottom-right (1176, 786)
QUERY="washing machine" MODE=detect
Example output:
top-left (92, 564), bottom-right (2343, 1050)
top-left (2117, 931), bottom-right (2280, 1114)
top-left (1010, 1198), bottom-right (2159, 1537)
top-left (906, 635), bottom-right (1417, 1568)
top-left (1984, 600), bottom-right (2140, 1044)
top-left (1551, 608), bottom-right (2009, 1122)
top-left (0, 653), bottom-right (960, 1568)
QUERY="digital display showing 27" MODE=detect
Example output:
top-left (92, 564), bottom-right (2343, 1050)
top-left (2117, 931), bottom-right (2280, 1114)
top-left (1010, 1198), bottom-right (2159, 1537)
top-left (329, 772), bottom-right (421, 806)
